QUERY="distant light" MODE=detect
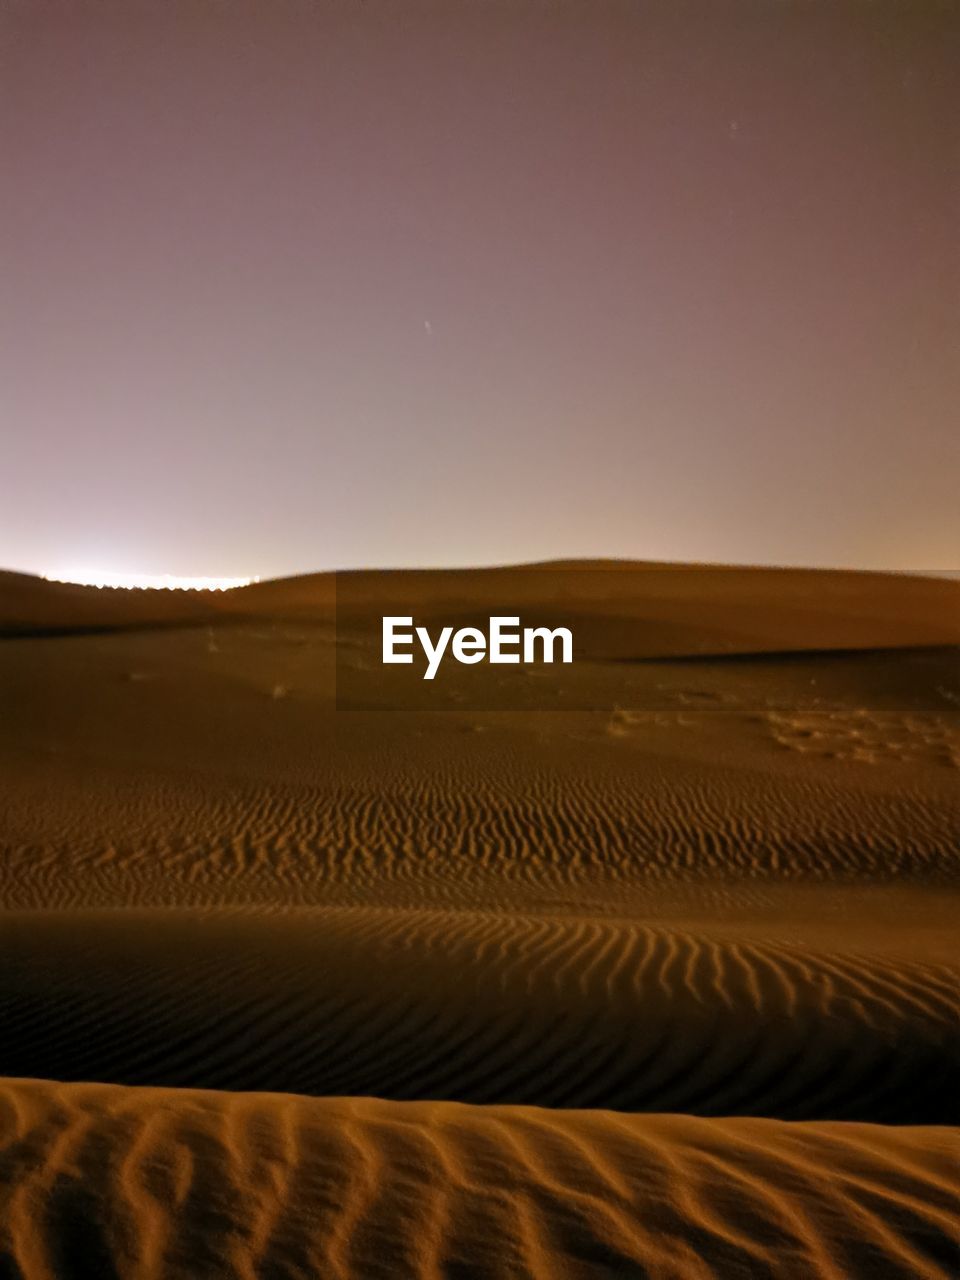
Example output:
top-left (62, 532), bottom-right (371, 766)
top-left (41, 570), bottom-right (259, 592)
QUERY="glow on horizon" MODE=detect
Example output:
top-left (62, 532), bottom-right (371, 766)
top-left (42, 569), bottom-right (259, 592)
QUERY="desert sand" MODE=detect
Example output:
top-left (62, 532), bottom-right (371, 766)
top-left (0, 562), bottom-right (958, 1277)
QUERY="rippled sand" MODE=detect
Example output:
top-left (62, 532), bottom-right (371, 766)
top-left (2, 1079), bottom-right (958, 1280)
top-left (1, 564), bottom-right (958, 1276)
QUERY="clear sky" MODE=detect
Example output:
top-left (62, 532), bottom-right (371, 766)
top-left (3, 1), bottom-right (958, 578)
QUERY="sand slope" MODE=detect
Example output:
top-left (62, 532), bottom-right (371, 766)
top-left (0, 1079), bottom-right (957, 1280)
top-left (0, 907), bottom-right (956, 1124)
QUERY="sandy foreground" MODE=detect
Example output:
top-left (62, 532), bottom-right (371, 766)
top-left (0, 563), bottom-right (958, 1278)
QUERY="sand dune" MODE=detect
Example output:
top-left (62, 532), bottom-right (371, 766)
top-left (1, 564), bottom-right (958, 1275)
top-left (4, 563), bottom-right (960, 655)
top-left (0, 1078), bottom-right (957, 1280)
top-left (0, 907), bottom-right (956, 1123)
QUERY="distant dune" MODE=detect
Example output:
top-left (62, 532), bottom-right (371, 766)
top-left (3, 562), bottom-right (960, 655)
top-left (1, 563), bottom-right (957, 1277)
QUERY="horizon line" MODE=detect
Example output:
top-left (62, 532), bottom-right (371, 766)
top-left (2, 560), bottom-right (956, 591)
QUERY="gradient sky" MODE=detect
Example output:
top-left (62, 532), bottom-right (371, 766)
top-left (3, 1), bottom-right (958, 578)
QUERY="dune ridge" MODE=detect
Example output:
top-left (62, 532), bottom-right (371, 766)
top-left (0, 1078), bottom-right (957, 1280)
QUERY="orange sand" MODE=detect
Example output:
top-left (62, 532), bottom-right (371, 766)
top-left (1, 563), bottom-right (958, 1276)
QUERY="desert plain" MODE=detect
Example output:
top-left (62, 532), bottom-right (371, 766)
top-left (0, 562), bottom-right (958, 1278)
